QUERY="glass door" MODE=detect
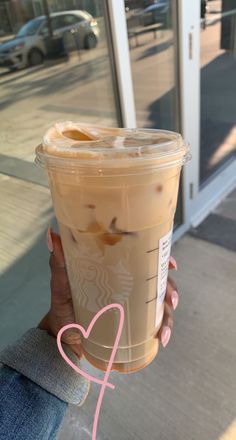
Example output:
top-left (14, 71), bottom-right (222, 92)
top-left (179, 0), bottom-right (236, 228)
top-left (124, 0), bottom-right (180, 132)
top-left (120, 0), bottom-right (183, 228)
top-left (200, 0), bottom-right (236, 186)
top-left (108, 0), bottom-right (184, 231)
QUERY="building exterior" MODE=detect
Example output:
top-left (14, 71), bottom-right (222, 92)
top-left (0, 0), bottom-right (235, 240)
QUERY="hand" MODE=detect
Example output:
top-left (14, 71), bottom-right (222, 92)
top-left (39, 228), bottom-right (179, 356)
top-left (157, 256), bottom-right (179, 347)
top-left (38, 228), bottom-right (82, 358)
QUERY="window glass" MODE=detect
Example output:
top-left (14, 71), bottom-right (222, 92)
top-left (125, 0), bottom-right (179, 131)
top-left (60, 14), bottom-right (82, 27)
top-left (200, 0), bottom-right (236, 185)
top-left (0, 0), bottom-right (119, 349)
top-left (125, 0), bottom-right (182, 226)
top-left (51, 16), bottom-right (64, 31)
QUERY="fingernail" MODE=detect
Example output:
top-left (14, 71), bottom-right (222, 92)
top-left (161, 326), bottom-right (171, 348)
top-left (47, 227), bottom-right (53, 253)
top-left (169, 256), bottom-right (178, 270)
top-left (171, 290), bottom-right (179, 310)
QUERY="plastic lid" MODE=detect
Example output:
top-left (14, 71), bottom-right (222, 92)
top-left (35, 121), bottom-right (191, 175)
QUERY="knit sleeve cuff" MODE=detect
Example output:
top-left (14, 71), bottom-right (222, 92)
top-left (0, 328), bottom-right (90, 406)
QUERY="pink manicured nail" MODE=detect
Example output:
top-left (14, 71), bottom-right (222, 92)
top-left (47, 227), bottom-right (53, 253)
top-left (169, 256), bottom-right (178, 270)
top-left (161, 326), bottom-right (171, 348)
top-left (171, 290), bottom-right (179, 310)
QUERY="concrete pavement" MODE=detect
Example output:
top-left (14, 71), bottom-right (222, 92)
top-left (58, 218), bottom-right (236, 440)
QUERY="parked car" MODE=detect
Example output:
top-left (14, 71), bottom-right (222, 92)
top-left (0, 10), bottom-right (99, 71)
top-left (136, 0), bottom-right (170, 27)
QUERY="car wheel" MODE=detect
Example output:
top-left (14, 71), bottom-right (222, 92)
top-left (28, 48), bottom-right (44, 66)
top-left (84, 33), bottom-right (97, 50)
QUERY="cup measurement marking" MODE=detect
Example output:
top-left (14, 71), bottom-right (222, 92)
top-left (146, 273), bottom-right (158, 282)
top-left (145, 243), bottom-right (159, 304)
top-left (145, 295), bottom-right (158, 304)
top-left (146, 246), bottom-right (159, 254)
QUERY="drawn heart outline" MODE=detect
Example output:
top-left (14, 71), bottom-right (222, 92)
top-left (57, 303), bottom-right (125, 390)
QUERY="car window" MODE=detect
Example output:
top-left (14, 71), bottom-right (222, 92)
top-left (16, 17), bottom-right (44, 37)
top-left (51, 16), bottom-right (65, 31)
top-left (59, 14), bottom-right (83, 27)
top-left (40, 20), bottom-right (51, 34)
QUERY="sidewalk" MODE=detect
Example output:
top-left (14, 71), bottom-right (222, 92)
top-left (59, 190), bottom-right (236, 440)
top-left (0, 171), bottom-right (235, 440)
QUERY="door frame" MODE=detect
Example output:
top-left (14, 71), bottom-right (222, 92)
top-left (107, 0), bottom-right (137, 128)
top-left (178, 0), bottom-right (236, 230)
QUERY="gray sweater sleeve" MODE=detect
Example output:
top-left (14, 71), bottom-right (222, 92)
top-left (0, 328), bottom-right (90, 406)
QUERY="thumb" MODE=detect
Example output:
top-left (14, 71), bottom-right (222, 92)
top-left (48, 227), bottom-right (66, 269)
top-left (47, 228), bottom-right (71, 303)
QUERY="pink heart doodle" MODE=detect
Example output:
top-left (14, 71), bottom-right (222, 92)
top-left (57, 303), bottom-right (125, 440)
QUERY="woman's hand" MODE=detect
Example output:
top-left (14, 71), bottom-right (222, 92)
top-left (39, 228), bottom-right (179, 356)
top-left (157, 256), bottom-right (179, 347)
top-left (38, 229), bottom-right (82, 357)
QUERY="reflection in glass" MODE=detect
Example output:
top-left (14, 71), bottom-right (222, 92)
top-left (125, 0), bottom-right (182, 225)
top-left (200, 0), bottom-right (236, 185)
top-left (125, 0), bottom-right (179, 131)
top-left (0, 1), bottom-right (118, 166)
top-left (0, 0), bottom-right (119, 348)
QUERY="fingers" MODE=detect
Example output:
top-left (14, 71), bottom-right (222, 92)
top-left (167, 256), bottom-right (179, 309)
top-left (59, 326), bottom-right (83, 359)
top-left (165, 277), bottom-right (179, 311)
top-left (60, 326), bottom-right (82, 349)
top-left (157, 302), bottom-right (173, 347)
top-left (46, 228), bottom-right (82, 357)
top-left (48, 227), bottom-right (66, 270)
top-left (157, 256), bottom-right (179, 348)
top-left (169, 256), bottom-right (177, 271)
top-left (47, 227), bottom-right (71, 304)
top-left (158, 279), bottom-right (179, 347)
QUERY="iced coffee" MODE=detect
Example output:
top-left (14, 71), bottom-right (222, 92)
top-left (35, 121), bottom-right (190, 373)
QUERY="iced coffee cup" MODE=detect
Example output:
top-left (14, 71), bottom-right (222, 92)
top-left (35, 121), bottom-right (190, 373)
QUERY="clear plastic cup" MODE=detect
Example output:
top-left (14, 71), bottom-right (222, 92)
top-left (35, 121), bottom-right (190, 373)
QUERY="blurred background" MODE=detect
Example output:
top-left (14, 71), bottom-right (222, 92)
top-left (0, 1), bottom-right (236, 439)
